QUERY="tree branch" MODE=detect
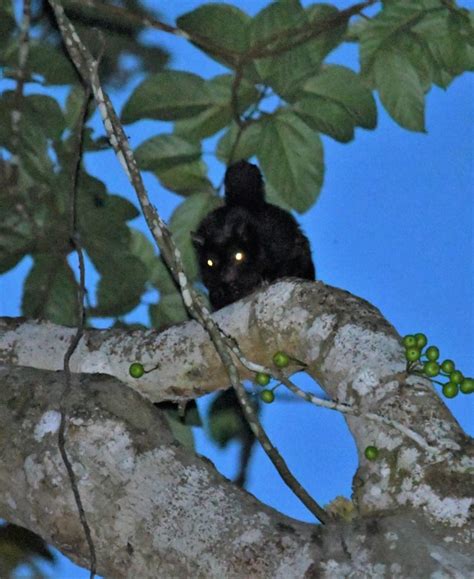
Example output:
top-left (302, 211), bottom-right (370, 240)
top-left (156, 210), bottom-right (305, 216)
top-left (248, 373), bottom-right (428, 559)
top-left (47, 0), bottom-right (329, 524)
top-left (63, 0), bottom-right (379, 65)
top-left (2, 279), bottom-right (471, 521)
top-left (64, 0), bottom-right (189, 38)
top-left (0, 366), bottom-right (316, 577)
top-left (1, 357), bottom-right (472, 577)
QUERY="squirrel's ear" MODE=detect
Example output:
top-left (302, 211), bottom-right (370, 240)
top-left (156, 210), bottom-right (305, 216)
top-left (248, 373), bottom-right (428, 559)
top-left (191, 232), bottom-right (205, 247)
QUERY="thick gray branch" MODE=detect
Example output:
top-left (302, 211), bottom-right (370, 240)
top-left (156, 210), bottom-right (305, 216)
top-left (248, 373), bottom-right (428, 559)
top-left (0, 364), bottom-right (472, 578)
top-left (1, 280), bottom-right (473, 572)
top-left (0, 366), bottom-right (316, 577)
top-left (2, 280), bottom-right (402, 402)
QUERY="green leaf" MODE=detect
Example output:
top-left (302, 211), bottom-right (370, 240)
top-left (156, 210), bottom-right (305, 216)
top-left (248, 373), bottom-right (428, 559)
top-left (121, 71), bottom-right (213, 123)
top-left (94, 254), bottom-right (148, 317)
top-left (265, 181), bottom-right (292, 211)
top-left (81, 131), bottom-right (110, 152)
top-left (149, 292), bottom-right (188, 328)
top-left (382, 0), bottom-right (450, 9)
top-left (250, 1), bottom-right (309, 97)
top-left (397, 33), bottom-right (436, 92)
top-left (128, 231), bottom-right (196, 323)
top-left (257, 111), bottom-right (324, 213)
top-left (78, 182), bottom-right (143, 311)
top-left (0, 225), bottom-right (32, 274)
top-left (250, 2), bottom-right (345, 97)
top-left (174, 74), bottom-right (259, 140)
top-left (0, 94), bottom-right (57, 185)
top-left (305, 3), bottom-right (347, 62)
top-left (174, 107), bottom-right (232, 141)
top-left (150, 268), bottom-right (209, 329)
top-left (0, 4), bottom-right (15, 50)
top-left (0, 252), bottom-right (24, 275)
top-left (65, 85), bottom-right (85, 128)
top-left (24, 41), bottom-right (78, 85)
top-left (64, 85), bottom-right (95, 128)
top-left (299, 65), bottom-right (377, 129)
top-left (129, 229), bottom-right (159, 275)
top-left (0, 92), bottom-right (65, 141)
top-left (414, 10), bottom-right (474, 81)
top-left (373, 47), bottom-right (425, 132)
top-left (1, 167), bottom-right (63, 243)
top-left (78, 179), bottom-right (139, 264)
top-left (135, 135), bottom-right (201, 172)
top-left (345, 14), bottom-right (370, 42)
top-left (216, 121), bottom-right (263, 164)
top-left (158, 160), bottom-right (215, 197)
top-left (24, 94), bottom-right (65, 140)
top-left (169, 192), bottom-right (222, 280)
top-left (290, 65), bottom-right (377, 142)
top-left (177, 4), bottom-right (251, 55)
top-left (22, 255), bottom-right (78, 326)
top-left (292, 97), bottom-right (355, 142)
top-left (176, 4), bottom-right (258, 79)
top-left (0, 188), bottom-right (34, 273)
top-left (251, 1), bottom-right (307, 51)
top-left (359, 3), bottom-right (426, 72)
top-left (162, 410), bottom-right (196, 451)
top-left (150, 258), bottom-right (177, 294)
top-left (20, 130), bottom-right (54, 185)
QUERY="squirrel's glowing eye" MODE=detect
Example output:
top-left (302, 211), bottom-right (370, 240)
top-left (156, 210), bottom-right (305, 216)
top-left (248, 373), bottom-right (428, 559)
top-left (206, 259), bottom-right (214, 267)
top-left (235, 251), bottom-right (244, 262)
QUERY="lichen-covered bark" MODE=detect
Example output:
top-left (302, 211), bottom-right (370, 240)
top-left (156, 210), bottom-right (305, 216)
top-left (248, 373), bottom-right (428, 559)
top-left (0, 366), bottom-right (319, 577)
top-left (1, 280), bottom-right (473, 577)
top-left (0, 280), bottom-right (409, 403)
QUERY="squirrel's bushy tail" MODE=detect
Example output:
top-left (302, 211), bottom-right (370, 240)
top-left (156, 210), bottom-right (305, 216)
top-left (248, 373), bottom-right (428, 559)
top-left (224, 160), bottom-right (265, 207)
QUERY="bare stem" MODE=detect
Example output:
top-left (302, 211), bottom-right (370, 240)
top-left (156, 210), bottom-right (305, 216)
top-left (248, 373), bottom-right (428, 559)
top-left (57, 84), bottom-right (96, 579)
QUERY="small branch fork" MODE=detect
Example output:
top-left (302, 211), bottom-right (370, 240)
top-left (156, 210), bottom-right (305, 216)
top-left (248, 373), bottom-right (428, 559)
top-left (48, 2), bottom-right (330, 554)
top-left (220, 333), bottom-right (439, 455)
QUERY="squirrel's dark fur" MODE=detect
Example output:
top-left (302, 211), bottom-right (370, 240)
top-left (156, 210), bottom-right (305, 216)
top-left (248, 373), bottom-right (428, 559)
top-left (192, 160), bottom-right (315, 310)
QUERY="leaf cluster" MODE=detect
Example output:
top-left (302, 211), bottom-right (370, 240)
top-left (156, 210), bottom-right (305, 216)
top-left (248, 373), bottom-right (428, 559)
top-left (0, 1), bottom-right (170, 326)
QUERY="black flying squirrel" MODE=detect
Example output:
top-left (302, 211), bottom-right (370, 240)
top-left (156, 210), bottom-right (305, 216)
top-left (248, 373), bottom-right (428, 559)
top-left (192, 160), bottom-right (315, 310)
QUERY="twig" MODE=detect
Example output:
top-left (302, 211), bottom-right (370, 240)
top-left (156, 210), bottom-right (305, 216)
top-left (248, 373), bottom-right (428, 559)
top-left (48, 0), bottom-right (330, 525)
top-left (277, 374), bottom-right (441, 455)
top-left (65, 0), bottom-right (189, 38)
top-left (57, 85), bottom-right (96, 579)
top-left (65, 0), bottom-right (378, 67)
top-left (246, 1), bottom-right (378, 60)
top-left (213, 331), bottom-right (441, 455)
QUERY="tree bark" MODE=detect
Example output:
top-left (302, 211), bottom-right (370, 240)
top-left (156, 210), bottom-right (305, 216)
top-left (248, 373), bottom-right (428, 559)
top-left (1, 280), bottom-right (472, 577)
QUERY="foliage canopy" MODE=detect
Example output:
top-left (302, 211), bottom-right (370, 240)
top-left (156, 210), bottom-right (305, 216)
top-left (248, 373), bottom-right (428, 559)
top-left (1, 0), bottom-right (472, 329)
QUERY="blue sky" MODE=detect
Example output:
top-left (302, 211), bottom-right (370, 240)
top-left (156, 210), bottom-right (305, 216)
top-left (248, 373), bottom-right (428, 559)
top-left (2, 1), bottom-right (473, 576)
